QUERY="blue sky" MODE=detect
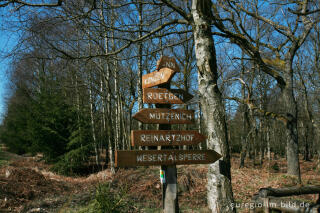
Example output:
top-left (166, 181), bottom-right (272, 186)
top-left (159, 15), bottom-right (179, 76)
top-left (0, 41), bottom-right (11, 124)
top-left (0, 18), bottom-right (18, 123)
top-left (0, 60), bottom-right (9, 123)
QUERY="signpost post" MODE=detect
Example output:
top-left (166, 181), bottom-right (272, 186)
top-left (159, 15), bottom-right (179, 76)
top-left (115, 56), bottom-right (222, 213)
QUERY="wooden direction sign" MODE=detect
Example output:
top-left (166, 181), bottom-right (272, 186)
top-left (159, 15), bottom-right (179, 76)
top-left (143, 88), bottom-right (193, 104)
top-left (133, 108), bottom-right (195, 124)
top-left (131, 130), bottom-right (206, 146)
top-left (115, 150), bottom-right (221, 167)
top-left (156, 56), bottom-right (180, 73)
top-left (142, 68), bottom-right (177, 89)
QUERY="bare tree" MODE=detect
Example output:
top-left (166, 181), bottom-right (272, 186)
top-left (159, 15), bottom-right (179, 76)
top-left (212, 0), bottom-right (320, 179)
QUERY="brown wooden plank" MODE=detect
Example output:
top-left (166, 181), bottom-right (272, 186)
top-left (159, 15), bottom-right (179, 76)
top-left (132, 108), bottom-right (195, 124)
top-left (143, 88), bottom-right (193, 104)
top-left (142, 68), bottom-right (177, 89)
top-left (156, 56), bottom-right (180, 73)
top-left (258, 185), bottom-right (320, 198)
top-left (131, 130), bottom-right (206, 146)
top-left (115, 150), bottom-right (221, 167)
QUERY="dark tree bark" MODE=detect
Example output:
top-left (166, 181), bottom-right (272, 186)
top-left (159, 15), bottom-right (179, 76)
top-left (282, 60), bottom-right (300, 177)
top-left (210, 0), bottom-right (320, 180)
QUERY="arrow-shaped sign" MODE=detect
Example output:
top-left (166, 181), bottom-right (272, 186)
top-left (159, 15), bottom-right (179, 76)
top-left (143, 88), bottom-right (193, 104)
top-left (131, 130), bottom-right (206, 146)
top-left (133, 108), bottom-right (195, 124)
top-left (115, 150), bottom-right (221, 167)
top-left (142, 68), bottom-right (177, 89)
top-left (156, 56), bottom-right (180, 73)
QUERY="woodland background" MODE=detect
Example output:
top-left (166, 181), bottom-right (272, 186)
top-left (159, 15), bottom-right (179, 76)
top-left (0, 0), bottom-right (319, 174)
top-left (0, 1), bottom-right (319, 211)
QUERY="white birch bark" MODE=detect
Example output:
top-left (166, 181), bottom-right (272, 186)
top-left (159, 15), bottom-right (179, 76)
top-left (191, 1), bottom-right (235, 212)
top-left (198, 103), bottom-right (203, 150)
top-left (99, 0), bottom-right (115, 173)
top-left (89, 82), bottom-right (100, 166)
top-left (137, 1), bottom-right (143, 132)
top-left (114, 66), bottom-right (120, 150)
top-left (87, 26), bottom-right (100, 166)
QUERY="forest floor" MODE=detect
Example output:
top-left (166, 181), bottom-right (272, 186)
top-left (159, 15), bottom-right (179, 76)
top-left (0, 147), bottom-right (319, 213)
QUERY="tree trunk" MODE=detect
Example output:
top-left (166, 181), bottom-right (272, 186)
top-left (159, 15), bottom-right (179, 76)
top-left (239, 108), bottom-right (249, 168)
top-left (250, 111), bottom-right (257, 166)
top-left (266, 123), bottom-right (271, 170)
top-left (74, 71), bottom-right (83, 161)
top-left (98, 0), bottom-right (114, 173)
top-left (89, 83), bottom-right (100, 167)
top-left (198, 103), bottom-right (203, 150)
top-left (258, 185), bottom-right (320, 197)
top-left (300, 121), bottom-right (310, 161)
top-left (239, 59), bottom-right (249, 168)
top-left (259, 120), bottom-right (264, 166)
top-left (191, 1), bottom-right (235, 212)
top-left (282, 66), bottom-right (300, 179)
top-left (100, 74), bottom-right (108, 167)
top-left (87, 26), bottom-right (100, 167)
top-left (137, 1), bottom-right (143, 133)
top-left (110, 0), bottom-right (121, 152)
top-left (299, 71), bottom-right (316, 162)
top-left (183, 60), bottom-right (189, 151)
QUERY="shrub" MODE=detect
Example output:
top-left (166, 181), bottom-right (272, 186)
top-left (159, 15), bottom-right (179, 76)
top-left (79, 183), bottom-right (134, 213)
top-left (271, 162), bottom-right (280, 171)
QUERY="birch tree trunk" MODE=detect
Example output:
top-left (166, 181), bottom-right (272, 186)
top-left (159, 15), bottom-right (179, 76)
top-left (75, 29), bottom-right (83, 160)
top-left (198, 103), bottom-right (203, 150)
top-left (99, 0), bottom-right (115, 173)
top-left (89, 81), bottom-right (100, 166)
top-left (100, 74), bottom-right (108, 167)
top-left (87, 20), bottom-right (100, 167)
top-left (137, 1), bottom-right (143, 132)
top-left (191, 1), bottom-right (234, 212)
top-left (97, 0), bottom-right (108, 166)
top-left (107, 70), bottom-right (115, 174)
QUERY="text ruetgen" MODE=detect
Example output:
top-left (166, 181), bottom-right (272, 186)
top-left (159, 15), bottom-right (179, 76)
top-left (146, 92), bottom-right (183, 101)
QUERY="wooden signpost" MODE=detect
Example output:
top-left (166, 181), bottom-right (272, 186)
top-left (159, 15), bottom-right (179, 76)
top-left (131, 130), bottom-right (206, 146)
top-left (156, 56), bottom-right (180, 73)
top-left (143, 88), bottom-right (193, 104)
top-left (132, 108), bottom-right (195, 124)
top-left (115, 56), bottom-right (222, 213)
top-left (142, 67), bottom-right (177, 89)
top-left (115, 150), bottom-right (221, 167)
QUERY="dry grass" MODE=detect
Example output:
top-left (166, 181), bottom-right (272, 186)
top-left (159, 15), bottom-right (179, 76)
top-left (0, 151), bottom-right (319, 212)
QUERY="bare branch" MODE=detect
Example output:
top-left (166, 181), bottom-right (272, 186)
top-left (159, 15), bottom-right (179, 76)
top-left (289, 8), bottom-right (320, 16)
top-left (225, 96), bottom-right (289, 125)
top-left (42, 19), bottom-right (188, 60)
top-left (211, 30), bottom-right (286, 89)
top-left (232, 1), bottom-right (293, 39)
top-left (160, 0), bottom-right (191, 22)
top-left (3, 0), bottom-right (63, 7)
